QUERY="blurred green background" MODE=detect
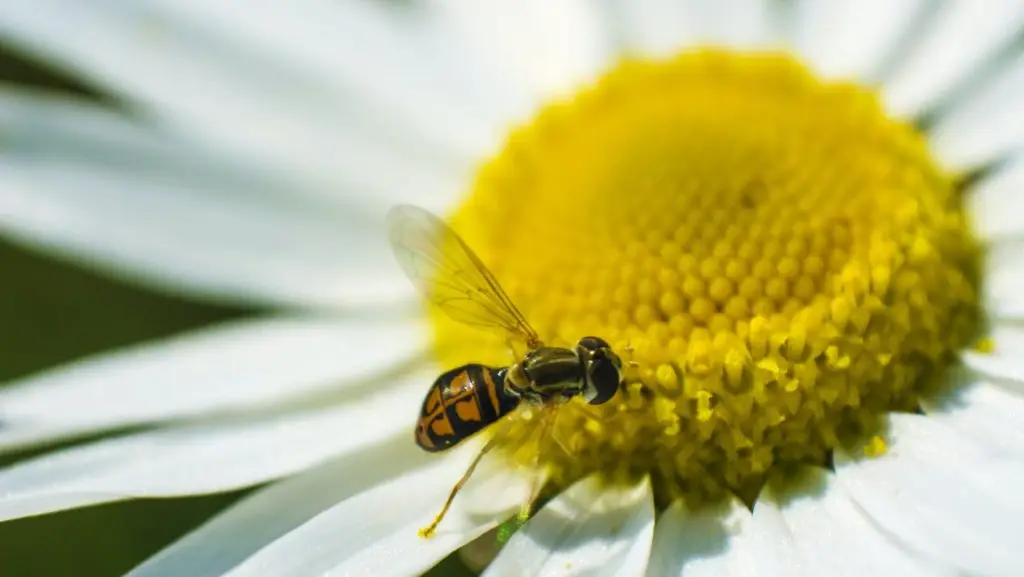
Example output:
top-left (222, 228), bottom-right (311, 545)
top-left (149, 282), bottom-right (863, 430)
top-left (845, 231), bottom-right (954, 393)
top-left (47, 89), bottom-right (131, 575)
top-left (0, 41), bottom-right (473, 577)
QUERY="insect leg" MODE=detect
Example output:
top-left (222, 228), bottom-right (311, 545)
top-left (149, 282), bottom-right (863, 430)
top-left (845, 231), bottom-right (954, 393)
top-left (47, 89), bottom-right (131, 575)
top-left (623, 340), bottom-right (641, 372)
top-left (544, 405), bottom-right (573, 459)
top-left (505, 336), bottom-right (527, 364)
top-left (419, 422), bottom-right (510, 539)
top-left (514, 408), bottom-right (560, 525)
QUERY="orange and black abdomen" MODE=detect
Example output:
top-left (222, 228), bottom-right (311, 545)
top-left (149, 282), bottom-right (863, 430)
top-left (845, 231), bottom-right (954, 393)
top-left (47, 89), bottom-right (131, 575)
top-left (415, 364), bottom-right (520, 453)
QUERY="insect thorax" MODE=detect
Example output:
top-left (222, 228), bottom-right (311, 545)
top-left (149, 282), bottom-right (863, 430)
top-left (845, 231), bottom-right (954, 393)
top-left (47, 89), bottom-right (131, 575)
top-left (507, 346), bottom-right (585, 402)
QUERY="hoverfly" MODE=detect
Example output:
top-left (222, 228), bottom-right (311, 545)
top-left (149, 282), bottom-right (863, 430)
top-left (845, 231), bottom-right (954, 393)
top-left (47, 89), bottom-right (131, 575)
top-left (386, 204), bottom-right (626, 538)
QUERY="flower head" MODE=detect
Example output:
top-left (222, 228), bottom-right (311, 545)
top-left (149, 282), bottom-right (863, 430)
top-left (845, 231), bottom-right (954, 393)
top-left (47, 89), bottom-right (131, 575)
top-left (0, 2), bottom-right (1023, 576)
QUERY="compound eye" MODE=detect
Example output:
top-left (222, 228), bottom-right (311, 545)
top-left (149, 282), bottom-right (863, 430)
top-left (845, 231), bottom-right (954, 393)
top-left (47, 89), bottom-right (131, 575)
top-left (584, 357), bottom-right (621, 405)
top-left (578, 336), bottom-right (611, 353)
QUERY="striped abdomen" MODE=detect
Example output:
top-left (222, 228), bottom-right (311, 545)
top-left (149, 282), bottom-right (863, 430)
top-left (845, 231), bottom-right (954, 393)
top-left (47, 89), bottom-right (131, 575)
top-left (415, 364), bottom-right (520, 452)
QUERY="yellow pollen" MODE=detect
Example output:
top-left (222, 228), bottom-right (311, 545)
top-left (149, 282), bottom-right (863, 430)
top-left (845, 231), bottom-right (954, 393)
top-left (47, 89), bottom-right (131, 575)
top-left (863, 435), bottom-right (889, 458)
top-left (432, 50), bottom-right (980, 505)
top-left (973, 336), bottom-right (995, 354)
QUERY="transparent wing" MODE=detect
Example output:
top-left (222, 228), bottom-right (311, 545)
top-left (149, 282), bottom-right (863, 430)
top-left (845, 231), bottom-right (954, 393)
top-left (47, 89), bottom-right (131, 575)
top-left (386, 204), bottom-right (542, 349)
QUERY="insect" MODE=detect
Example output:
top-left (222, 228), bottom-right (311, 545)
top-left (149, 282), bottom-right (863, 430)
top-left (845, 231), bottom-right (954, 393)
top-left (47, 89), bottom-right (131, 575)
top-left (386, 204), bottom-right (626, 538)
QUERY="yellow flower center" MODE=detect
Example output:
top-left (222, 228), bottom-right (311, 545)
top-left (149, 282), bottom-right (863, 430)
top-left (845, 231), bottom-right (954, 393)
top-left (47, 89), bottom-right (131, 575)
top-left (432, 50), bottom-right (980, 505)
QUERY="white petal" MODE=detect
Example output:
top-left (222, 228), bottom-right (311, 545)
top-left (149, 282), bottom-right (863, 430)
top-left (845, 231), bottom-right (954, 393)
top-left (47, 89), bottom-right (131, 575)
top-left (929, 54), bottom-right (1024, 171)
top-left (0, 317), bottom-right (426, 452)
top-left (605, 0), bottom-right (777, 57)
top-left (433, 0), bottom-right (613, 109)
top-left (967, 155), bottom-right (1024, 242)
top-left (646, 497), bottom-right (756, 577)
top-left (835, 412), bottom-right (1024, 576)
top-left (676, 0), bottom-right (778, 48)
top-left (755, 467), bottom-right (953, 577)
top-left (747, 486), bottom-right (801, 577)
top-left (0, 0), bottom-right (481, 190)
top-left (140, 0), bottom-right (501, 162)
top-left (599, 0), bottom-right (692, 56)
top-left (0, 92), bottom-right (421, 308)
top-left (882, 1), bottom-right (1024, 118)
top-left (982, 322), bottom-right (1024, 358)
top-left (978, 322), bottom-right (1024, 354)
top-left (0, 375), bottom-right (426, 522)
top-left (222, 443), bottom-right (532, 577)
top-left (922, 376), bottom-right (1024, 462)
top-left (127, 439), bottom-right (431, 577)
top-left (957, 324), bottom-right (1024, 399)
top-left (981, 240), bottom-right (1024, 320)
top-left (0, 87), bottom-right (405, 214)
top-left (788, 0), bottom-right (928, 81)
top-left (483, 476), bottom-right (654, 577)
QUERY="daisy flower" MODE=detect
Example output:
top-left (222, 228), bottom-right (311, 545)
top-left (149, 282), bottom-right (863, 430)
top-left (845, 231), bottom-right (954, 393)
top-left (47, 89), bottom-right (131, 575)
top-left (2, 0), bottom-right (1024, 575)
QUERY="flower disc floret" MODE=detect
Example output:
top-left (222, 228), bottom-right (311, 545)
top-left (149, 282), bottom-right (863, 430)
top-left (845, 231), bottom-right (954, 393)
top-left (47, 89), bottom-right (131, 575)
top-left (433, 50), bottom-right (980, 504)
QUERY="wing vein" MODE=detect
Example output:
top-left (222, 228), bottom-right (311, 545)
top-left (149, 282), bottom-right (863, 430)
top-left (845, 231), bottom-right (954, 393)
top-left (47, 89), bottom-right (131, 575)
top-left (386, 205), bottom-right (542, 349)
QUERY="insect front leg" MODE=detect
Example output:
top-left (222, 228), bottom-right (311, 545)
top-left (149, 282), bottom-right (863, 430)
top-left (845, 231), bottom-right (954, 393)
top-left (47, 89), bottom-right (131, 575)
top-left (513, 406), bottom-right (561, 525)
top-left (622, 340), bottom-right (641, 373)
top-left (505, 336), bottom-right (528, 364)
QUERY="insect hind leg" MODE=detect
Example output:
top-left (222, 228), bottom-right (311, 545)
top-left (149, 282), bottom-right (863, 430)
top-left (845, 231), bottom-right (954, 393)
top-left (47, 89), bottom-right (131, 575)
top-left (419, 418), bottom-right (517, 539)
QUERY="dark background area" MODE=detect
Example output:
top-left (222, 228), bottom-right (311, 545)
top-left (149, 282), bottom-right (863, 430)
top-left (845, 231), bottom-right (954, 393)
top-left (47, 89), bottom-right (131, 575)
top-left (0, 41), bottom-right (473, 577)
